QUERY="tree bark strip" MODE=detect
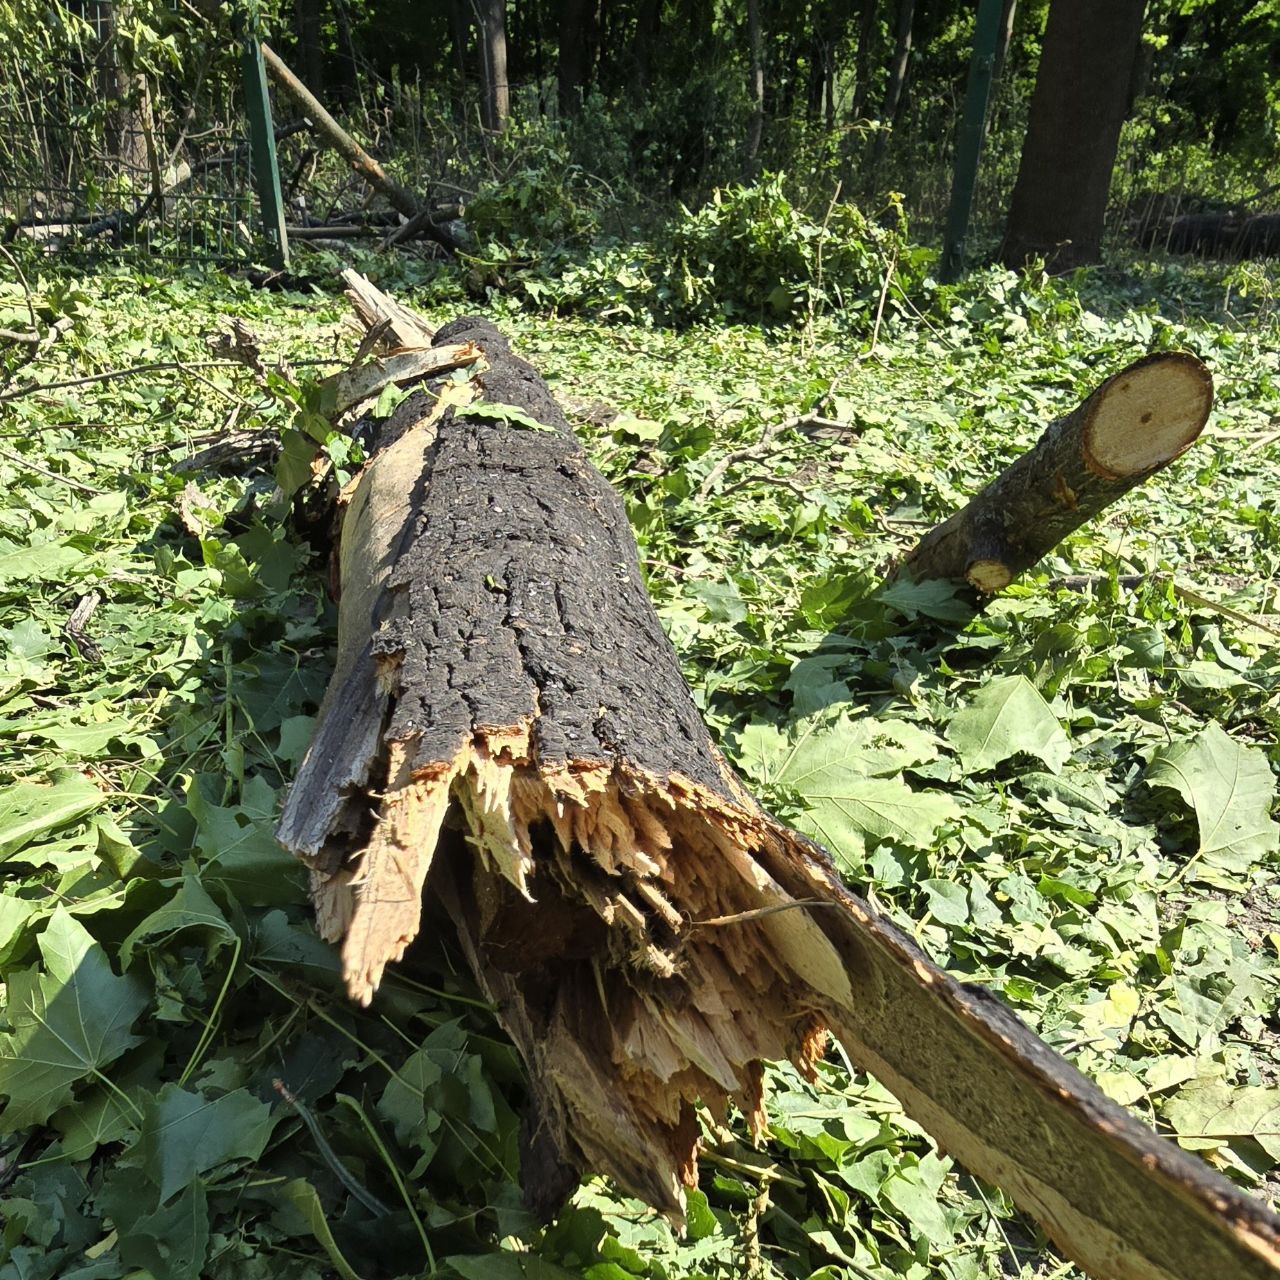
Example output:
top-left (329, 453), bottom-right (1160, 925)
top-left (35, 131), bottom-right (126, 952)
top-left (278, 289), bottom-right (1280, 1280)
top-left (893, 351), bottom-right (1212, 606)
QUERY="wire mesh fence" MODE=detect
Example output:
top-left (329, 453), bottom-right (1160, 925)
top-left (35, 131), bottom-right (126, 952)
top-left (0, 1), bottom-right (260, 262)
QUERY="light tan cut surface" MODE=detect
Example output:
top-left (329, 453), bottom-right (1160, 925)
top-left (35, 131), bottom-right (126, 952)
top-left (1084, 352), bottom-right (1213, 478)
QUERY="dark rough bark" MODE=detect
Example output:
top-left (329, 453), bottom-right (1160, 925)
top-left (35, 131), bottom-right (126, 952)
top-left (278, 292), bottom-right (1280, 1280)
top-left (999, 0), bottom-right (1145, 271)
top-left (744, 0), bottom-right (764, 173)
top-left (883, 0), bottom-right (915, 121)
top-left (477, 0), bottom-right (510, 131)
top-left (893, 352), bottom-right (1213, 606)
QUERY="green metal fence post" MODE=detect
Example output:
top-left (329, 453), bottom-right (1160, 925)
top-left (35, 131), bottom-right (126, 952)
top-left (940, 0), bottom-right (1005, 283)
top-left (239, 12), bottom-right (289, 270)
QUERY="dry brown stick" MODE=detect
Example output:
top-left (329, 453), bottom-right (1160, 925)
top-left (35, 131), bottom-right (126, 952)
top-left (0, 244), bottom-right (39, 337)
top-left (64, 591), bottom-right (103, 662)
top-left (865, 240), bottom-right (898, 360)
top-left (0, 361), bottom-right (242, 403)
top-left (696, 419), bottom-right (792, 498)
top-left (0, 443), bottom-right (104, 494)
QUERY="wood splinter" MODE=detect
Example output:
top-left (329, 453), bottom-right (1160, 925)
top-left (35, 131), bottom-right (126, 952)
top-left (277, 280), bottom-right (1280, 1280)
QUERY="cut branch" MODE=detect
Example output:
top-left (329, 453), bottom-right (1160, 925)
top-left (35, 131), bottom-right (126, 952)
top-left (277, 284), bottom-right (1280, 1280)
top-left (893, 351), bottom-right (1213, 604)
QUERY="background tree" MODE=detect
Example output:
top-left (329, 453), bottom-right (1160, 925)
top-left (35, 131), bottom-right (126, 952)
top-left (477, 0), bottom-right (510, 130)
top-left (1000, 0), bottom-right (1146, 271)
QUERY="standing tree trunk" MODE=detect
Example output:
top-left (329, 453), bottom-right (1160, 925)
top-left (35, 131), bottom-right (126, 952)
top-left (999, 0), bottom-right (1145, 271)
top-left (631, 0), bottom-right (662, 89)
top-left (873, 0), bottom-right (915, 161)
top-left (477, 0), bottom-right (511, 131)
top-left (744, 0), bottom-right (765, 174)
top-left (448, 0), bottom-right (470, 86)
top-left (558, 0), bottom-right (591, 115)
top-left (294, 0), bottom-right (324, 97)
top-left (851, 0), bottom-right (878, 120)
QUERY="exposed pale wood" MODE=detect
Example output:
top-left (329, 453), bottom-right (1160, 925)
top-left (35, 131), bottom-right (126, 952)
top-left (317, 342), bottom-right (479, 415)
top-left (278, 296), bottom-right (1280, 1280)
top-left (340, 269), bottom-right (436, 350)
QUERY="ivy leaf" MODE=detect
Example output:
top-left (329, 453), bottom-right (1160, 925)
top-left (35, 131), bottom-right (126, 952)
top-left (947, 674), bottom-right (1070, 773)
top-left (0, 908), bottom-right (148, 1130)
top-left (138, 1084), bottom-right (277, 1202)
top-left (1146, 722), bottom-right (1280, 874)
top-left (0, 768), bottom-right (104, 861)
top-left (459, 401), bottom-right (555, 432)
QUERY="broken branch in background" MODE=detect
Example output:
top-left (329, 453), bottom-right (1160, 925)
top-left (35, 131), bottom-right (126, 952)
top-left (260, 43), bottom-right (462, 256)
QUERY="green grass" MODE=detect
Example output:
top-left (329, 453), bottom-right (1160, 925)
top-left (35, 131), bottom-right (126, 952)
top-left (0, 248), bottom-right (1278, 1280)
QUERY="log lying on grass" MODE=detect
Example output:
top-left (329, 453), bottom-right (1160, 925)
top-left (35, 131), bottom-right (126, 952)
top-left (277, 285), bottom-right (1280, 1280)
top-left (894, 351), bottom-right (1213, 604)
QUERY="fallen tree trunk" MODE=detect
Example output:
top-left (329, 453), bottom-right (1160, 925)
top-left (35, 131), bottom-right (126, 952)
top-left (278, 288), bottom-right (1280, 1280)
top-left (893, 351), bottom-right (1212, 603)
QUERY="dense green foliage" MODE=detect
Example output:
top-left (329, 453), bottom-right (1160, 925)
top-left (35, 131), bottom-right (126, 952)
top-left (2, 0), bottom-right (1276, 257)
top-left (0, 239), bottom-right (1278, 1279)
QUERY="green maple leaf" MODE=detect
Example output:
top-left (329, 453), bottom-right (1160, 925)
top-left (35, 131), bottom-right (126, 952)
top-left (947, 674), bottom-right (1070, 774)
top-left (0, 907), bottom-right (148, 1131)
top-left (774, 716), bottom-right (959, 863)
top-left (1146, 722), bottom-right (1280, 875)
top-left (138, 1084), bottom-right (277, 1202)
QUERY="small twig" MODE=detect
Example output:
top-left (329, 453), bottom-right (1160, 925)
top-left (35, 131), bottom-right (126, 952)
top-left (701, 1148), bottom-right (805, 1189)
top-left (0, 360), bottom-right (243, 403)
top-left (353, 317), bottom-right (393, 364)
top-left (865, 241), bottom-right (899, 360)
top-left (742, 1179), bottom-right (771, 1280)
top-left (692, 900), bottom-right (836, 929)
top-left (0, 443), bottom-right (104, 494)
top-left (0, 244), bottom-right (38, 335)
top-left (273, 1078), bottom-right (391, 1217)
top-left (64, 591), bottom-right (103, 662)
top-left (696, 418), bottom-right (792, 499)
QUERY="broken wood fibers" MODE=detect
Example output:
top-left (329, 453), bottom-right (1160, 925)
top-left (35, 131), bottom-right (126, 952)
top-left (278, 313), bottom-right (1280, 1280)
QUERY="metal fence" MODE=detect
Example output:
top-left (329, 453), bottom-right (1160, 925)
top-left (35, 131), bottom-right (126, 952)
top-left (0, 2), bottom-right (278, 264)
